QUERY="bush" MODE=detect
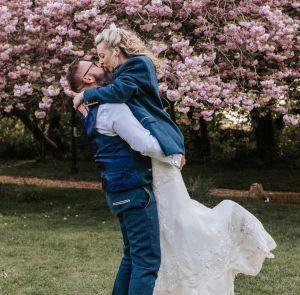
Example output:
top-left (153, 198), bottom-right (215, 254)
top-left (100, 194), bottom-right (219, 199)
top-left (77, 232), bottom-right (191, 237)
top-left (186, 169), bottom-right (215, 200)
top-left (0, 117), bottom-right (39, 159)
top-left (277, 125), bottom-right (300, 168)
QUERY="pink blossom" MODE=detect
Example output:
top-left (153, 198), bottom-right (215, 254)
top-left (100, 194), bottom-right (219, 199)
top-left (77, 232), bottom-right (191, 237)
top-left (158, 82), bottom-right (168, 93)
top-left (0, 52), bottom-right (10, 61)
top-left (41, 86), bottom-right (60, 97)
top-left (178, 107), bottom-right (190, 113)
top-left (201, 110), bottom-right (215, 121)
top-left (4, 105), bottom-right (13, 113)
top-left (0, 76), bottom-right (7, 89)
top-left (170, 23), bottom-right (182, 30)
top-left (34, 111), bottom-right (46, 119)
top-left (15, 103), bottom-right (25, 110)
top-left (8, 72), bottom-right (19, 79)
top-left (151, 42), bottom-right (168, 55)
top-left (140, 24), bottom-right (153, 32)
top-left (39, 97), bottom-right (53, 109)
top-left (277, 106), bottom-right (288, 114)
top-left (0, 0), bottom-right (298, 128)
top-left (167, 90), bottom-right (181, 101)
top-left (283, 114), bottom-right (298, 126)
top-left (13, 83), bottom-right (33, 97)
top-left (56, 25), bottom-right (68, 35)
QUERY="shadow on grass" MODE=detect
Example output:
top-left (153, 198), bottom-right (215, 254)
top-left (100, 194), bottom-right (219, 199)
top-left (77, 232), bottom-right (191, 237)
top-left (0, 183), bottom-right (115, 231)
top-left (0, 160), bottom-right (100, 182)
top-left (1, 159), bottom-right (300, 192)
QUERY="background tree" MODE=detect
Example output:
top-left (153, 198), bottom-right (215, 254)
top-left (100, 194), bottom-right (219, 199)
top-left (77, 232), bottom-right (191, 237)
top-left (0, 0), bottom-right (299, 161)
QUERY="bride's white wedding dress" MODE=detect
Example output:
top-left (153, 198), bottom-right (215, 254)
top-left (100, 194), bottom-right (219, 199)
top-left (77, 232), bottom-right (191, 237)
top-left (151, 159), bottom-right (277, 295)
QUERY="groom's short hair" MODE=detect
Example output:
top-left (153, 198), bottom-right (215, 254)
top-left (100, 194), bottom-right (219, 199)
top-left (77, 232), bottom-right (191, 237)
top-left (66, 60), bottom-right (81, 92)
top-left (66, 59), bottom-right (113, 92)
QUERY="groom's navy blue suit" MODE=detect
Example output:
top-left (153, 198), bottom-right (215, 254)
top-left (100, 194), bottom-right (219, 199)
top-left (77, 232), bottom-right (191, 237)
top-left (83, 105), bottom-right (161, 295)
top-left (83, 55), bottom-right (185, 156)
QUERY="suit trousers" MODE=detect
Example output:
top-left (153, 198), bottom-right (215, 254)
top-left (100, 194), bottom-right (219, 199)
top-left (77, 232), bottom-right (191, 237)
top-left (105, 185), bottom-right (161, 295)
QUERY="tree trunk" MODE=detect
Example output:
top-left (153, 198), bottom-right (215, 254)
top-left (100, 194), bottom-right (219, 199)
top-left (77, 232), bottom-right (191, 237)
top-left (251, 110), bottom-right (276, 162)
top-left (48, 111), bottom-right (67, 152)
top-left (196, 117), bottom-right (211, 161)
top-left (161, 96), bottom-right (177, 123)
top-left (187, 109), bottom-right (211, 162)
top-left (13, 110), bottom-right (63, 155)
top-left (70, 108), bottom-right (78, 174)
top-left (168, 101), bottom-right (176, 123)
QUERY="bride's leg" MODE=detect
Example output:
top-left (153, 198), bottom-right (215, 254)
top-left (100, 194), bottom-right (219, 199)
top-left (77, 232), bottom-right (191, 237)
top-left (112, 216), bottom-right (132, 295)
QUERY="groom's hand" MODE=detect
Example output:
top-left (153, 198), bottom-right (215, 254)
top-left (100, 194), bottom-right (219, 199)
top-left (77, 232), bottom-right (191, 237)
top-left (77, 104), bottom-right (89, 117)
top-left (73, 92), bottom-right (84, 109)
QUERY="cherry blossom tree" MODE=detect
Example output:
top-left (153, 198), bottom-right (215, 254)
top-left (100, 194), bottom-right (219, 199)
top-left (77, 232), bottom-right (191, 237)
top-left (0, 0), bottom-right (299, 157)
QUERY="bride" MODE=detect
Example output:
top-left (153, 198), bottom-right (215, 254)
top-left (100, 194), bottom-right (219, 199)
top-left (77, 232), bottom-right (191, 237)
top-left (72, 24), bottom-right (276, 294)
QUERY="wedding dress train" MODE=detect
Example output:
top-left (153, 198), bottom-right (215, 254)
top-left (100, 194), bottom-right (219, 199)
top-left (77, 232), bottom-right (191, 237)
top-left (151, 159), bottom-right (276, 295)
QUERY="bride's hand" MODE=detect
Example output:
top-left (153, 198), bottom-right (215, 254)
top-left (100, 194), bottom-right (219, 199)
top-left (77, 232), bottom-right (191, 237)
top-left (179, 155), bottom-right (186, 170)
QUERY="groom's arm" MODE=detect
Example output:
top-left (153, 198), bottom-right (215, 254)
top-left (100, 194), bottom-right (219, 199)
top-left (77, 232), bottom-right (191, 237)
top-left (83, 57), bottom-right (149, 105)
top-left (107, 104), bottom-right (182, 168)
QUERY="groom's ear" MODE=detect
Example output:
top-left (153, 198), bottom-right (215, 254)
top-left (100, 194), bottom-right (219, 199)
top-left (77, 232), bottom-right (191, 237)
top-left (82, 75), bottom-right (96, 84)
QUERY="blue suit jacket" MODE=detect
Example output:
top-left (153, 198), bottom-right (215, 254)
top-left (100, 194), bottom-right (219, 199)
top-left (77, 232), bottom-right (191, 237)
top-left (83, 55), bottom-right (185, 156)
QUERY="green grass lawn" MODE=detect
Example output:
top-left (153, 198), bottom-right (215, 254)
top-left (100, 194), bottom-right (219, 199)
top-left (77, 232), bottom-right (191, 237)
top-left (1, 159), bottom-right (300, 192)
top-left (0, 180), bottom-right (299, 295)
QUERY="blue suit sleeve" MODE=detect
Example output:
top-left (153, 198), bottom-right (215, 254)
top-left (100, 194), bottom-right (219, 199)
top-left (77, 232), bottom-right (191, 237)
top-left (83, 57), bottom-right (151, 104)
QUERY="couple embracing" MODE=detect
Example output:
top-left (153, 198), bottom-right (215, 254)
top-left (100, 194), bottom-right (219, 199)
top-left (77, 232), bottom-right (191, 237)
top-left (67, 24), bottom-right (276, 295)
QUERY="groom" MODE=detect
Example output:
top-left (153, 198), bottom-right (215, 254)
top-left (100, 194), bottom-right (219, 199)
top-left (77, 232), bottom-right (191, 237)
top-left (66, 60), bottom-right (184, 295)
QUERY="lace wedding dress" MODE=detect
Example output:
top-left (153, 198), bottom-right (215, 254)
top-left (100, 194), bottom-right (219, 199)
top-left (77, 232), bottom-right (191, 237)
top-left (151, 159), bottom-right (277, 295)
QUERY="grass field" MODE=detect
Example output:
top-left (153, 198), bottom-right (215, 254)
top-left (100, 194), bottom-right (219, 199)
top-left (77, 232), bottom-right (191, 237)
top-left (0, 160), bottom-right (299, 294)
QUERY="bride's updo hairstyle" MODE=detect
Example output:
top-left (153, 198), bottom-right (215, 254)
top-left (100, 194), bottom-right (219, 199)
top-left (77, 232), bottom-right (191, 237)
top-left (94, 23), bottom-right (162, 76)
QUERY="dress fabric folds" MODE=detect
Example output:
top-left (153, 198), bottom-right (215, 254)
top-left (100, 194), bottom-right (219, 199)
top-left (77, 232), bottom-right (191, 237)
top-left (151, 159), bottom-right (277, 295)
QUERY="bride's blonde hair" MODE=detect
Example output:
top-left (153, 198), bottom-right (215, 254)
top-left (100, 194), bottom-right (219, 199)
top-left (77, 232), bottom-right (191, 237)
top-left (95, 23), bottom-right (162, 76)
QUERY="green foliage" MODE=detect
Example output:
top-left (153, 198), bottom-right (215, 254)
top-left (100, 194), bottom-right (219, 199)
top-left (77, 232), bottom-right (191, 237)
top-left (0, 117), bottom-right (39, 158)
top-left (2, 111), bottom-right (300, 170)
top-left (0, 113), bottom-right (93, 161)
top-left (0, 182), bottom-right (3, 196)
top-left (278, 125), bottom-right (300, 168)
